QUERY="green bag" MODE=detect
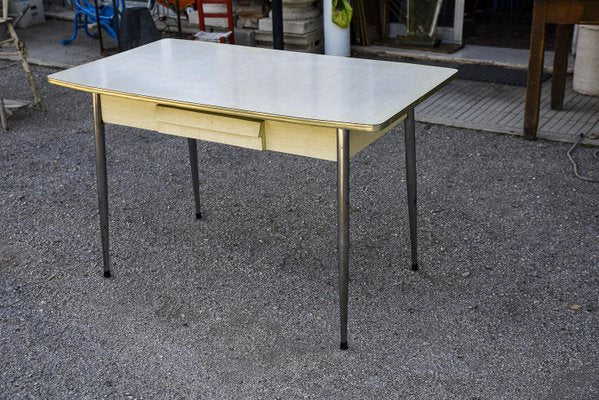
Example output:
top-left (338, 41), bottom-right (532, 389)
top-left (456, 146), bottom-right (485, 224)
top-left (332, 0), bottom-right (353, 29)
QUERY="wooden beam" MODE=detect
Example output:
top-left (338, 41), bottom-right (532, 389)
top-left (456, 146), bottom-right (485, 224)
top-left (524, 0), bottom-right (548, 140)
top-left (551, 24), bottom-right (574, 110)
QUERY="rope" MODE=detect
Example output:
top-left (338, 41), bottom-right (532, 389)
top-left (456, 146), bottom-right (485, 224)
top-left (566, 132), bottom-right (599, 182)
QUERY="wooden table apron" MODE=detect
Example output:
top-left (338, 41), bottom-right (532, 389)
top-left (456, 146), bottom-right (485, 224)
top-left (524, 0), bottom-right (599, 139)
top-left (48, 40), bottom-right (456, 349)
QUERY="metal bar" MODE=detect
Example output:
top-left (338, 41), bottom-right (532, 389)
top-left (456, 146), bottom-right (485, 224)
top-left (175, 0), bottom-right (182, 38)
top-left (187, 138), bottom-right (202, 219)
top-left (112, 0), bottom-right (122, 51)
top-left (404, 109), bottom-right (418, 271)
top-left (11, 4), bottom-right (29, 30)
top-left (93, 0), bottom-right (105, 54)
top-left (406, 0), bottom-right (415, 35)
top-left (93, 94), bottom-right (111, 278)
top-left (337, 128), bottom-right (349, 350)
top-left (271, 0), bottom-right (284, 50)
top-left (2, 0), bottom-right (8, 21)
top-left (428, 0), bottom-right (444, 38)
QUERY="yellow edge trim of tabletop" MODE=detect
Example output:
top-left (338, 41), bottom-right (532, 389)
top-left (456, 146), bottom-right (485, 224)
top-left (48, 74), bottom-right (456, 133)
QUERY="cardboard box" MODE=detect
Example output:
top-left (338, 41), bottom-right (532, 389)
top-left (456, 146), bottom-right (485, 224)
top-left (9, 0), bottom-right (46, 28)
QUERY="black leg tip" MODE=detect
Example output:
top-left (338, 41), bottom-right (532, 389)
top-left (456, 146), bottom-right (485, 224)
top-left (411, 263), bottom-right (419, 271)
top-left (340, 342), bottom-right (348, 350)
top-left (195, 212), bottom-right (202, 220)
top-left (103, 270), bottom-right (112, 278)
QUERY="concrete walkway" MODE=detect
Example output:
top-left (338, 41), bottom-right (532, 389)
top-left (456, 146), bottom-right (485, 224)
top-left (417, 78), bottom-right (599, 146)
top-left (10, 19), bottom-right (102, 68)
top-left (5, 11), bottom-right (195, 68)
top-left (352, 46), bottom-right (598, 146)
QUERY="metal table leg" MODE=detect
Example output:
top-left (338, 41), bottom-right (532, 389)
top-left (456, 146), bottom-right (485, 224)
top-left (337, 128), bottom-right (350, 350)
top-left (404, 109), bottom-right (418, 271)
top-left (93, 94), bottom-right (111, 278)
top-left (187, 138), bottom-right (202, 219)
top-left (0, 98), bottom-right (8, 131)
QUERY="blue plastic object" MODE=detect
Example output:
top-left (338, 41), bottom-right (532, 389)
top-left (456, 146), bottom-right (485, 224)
top-left (61, 0), bottom-right (125, 45)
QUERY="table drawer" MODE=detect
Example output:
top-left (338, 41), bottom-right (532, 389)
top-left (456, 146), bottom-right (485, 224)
top-left (99, 95), bottom-right (265, 151)
top-left (155, 105), bottom-right (265, 150)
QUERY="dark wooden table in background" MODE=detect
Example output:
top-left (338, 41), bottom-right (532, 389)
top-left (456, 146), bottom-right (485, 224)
top-left (524, 0), bottom-right (599, 139)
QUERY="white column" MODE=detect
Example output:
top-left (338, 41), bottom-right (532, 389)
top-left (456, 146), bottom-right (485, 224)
top-left (323, 1), bottom-right (351, 56)
top-left (453, 0), bottom-right (465, 45)
top-left (573, 25), bottom-right (599, 96)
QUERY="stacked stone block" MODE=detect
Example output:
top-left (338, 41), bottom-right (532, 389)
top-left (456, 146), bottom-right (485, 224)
top-left (255, 0), bottom-right (324, 53)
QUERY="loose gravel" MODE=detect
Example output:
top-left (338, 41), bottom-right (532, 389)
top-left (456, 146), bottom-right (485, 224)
top-left (1, 60), bottom-right (598, 399)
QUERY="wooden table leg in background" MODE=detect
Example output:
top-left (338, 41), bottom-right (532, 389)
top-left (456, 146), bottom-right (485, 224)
top-left (379, 0), bottom-right (388, 40)
top-left (551, 24), bottom-right (574, 110)
top-left (524, 0), bottom-right (548, 140)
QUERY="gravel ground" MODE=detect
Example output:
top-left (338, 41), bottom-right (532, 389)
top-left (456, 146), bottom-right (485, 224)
top-left (1, 60), bottom-right (598, 399)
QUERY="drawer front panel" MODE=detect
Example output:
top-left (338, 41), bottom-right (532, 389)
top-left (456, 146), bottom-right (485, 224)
top-left (155, 105), bottom-right (263, 138)
top-left (155, 105), bottom-right (265, 150)
top-left (99, 95), bottom-right (264, 151)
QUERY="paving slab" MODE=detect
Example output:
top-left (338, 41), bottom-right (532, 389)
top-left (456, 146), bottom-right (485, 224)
top-left (416, 78), bottom-right (599, 146)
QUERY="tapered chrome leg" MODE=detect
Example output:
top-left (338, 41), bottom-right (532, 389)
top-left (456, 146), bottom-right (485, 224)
top-left (404, 109), bottom-right (418, 271)
top-left (187, 138), bottom-right (202, 219)
top-left (0, 98), bottom-right (8, 131)
top-left (93, 93), bottom-right (111, 278)
top-left (337, 128), bottom-right (350, 350)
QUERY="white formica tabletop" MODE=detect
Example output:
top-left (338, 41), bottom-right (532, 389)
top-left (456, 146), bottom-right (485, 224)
top-left (48, 39), bottom-right (456, 131)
